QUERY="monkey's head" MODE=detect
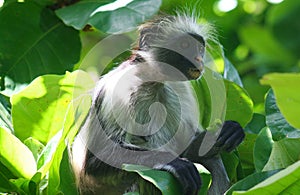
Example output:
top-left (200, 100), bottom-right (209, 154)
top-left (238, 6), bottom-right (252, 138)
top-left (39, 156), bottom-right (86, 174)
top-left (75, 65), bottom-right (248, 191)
top-left (137, 14), bottom-right (215, 81)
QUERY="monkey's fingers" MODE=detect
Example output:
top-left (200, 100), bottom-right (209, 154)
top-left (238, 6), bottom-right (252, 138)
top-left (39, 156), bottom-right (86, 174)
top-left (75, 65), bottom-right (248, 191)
top-left (154, 158), bottom-right (201, 195)
top-left (215, 120), bottom-right (245, 151)
top-left (222, 130), bottom-right (245, 152)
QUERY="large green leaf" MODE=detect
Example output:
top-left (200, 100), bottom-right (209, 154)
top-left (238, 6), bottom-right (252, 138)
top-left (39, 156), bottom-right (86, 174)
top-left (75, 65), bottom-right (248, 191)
top-left (0, 127), bottom-right (36, 179)
top-left (261, 73), bottom-right (300, 129)
top-left (226, 170), bottom-right (279, 195)
top-left (0, 1), bottom-right (81, 84)
top-left (56, 0), bottom-right (162, 33)
top-left (264, 89), bottom-right (300, 141)
top-left (11, 70), bottom-right (94, 143)
top-left (263, 138), bottom-right (300, 171)
top-left (232, 161), bottom-right (300, 194)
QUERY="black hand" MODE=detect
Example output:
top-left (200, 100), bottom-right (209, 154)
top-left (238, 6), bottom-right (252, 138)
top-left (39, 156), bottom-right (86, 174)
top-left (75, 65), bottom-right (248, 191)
top-left (154, 158), bottom-right (201, 195)
top-left (216, 120), bottom-right (245, 152)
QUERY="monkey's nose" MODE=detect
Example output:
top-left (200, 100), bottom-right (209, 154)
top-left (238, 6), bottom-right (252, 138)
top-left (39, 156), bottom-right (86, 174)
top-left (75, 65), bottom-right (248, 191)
top-left (195, 56), bottom-right (204, 70)
top-left (195, 56), bottom-right (202, 62)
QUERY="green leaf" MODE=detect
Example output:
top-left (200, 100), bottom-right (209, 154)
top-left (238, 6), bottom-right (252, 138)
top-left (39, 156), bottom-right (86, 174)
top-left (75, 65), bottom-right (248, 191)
top-left (264, 89), bottom-right (300, 141)
top-left (221, 152), bottom-right (240, 183)
top-left (232, 161), bottom-right (300, 194)
top-left (191, 76), bottom-right (211, 129)
top-left (0, 1), bottom-right (81, 84)
top-left (261, 73), bottom-right (300, 130)
top-left (263, 138), bottom-right (300, 171)
top-left (56, 0), bottom-right (162, 33)
top-left (24, 137), bottom-right (45, 162)
top-left (122, 164), bottom-right (211, 195)
top-left (36, 129), bottom-right (62, 176)
top-left (192, 71), bottom-right (253, 129)
top-left (226, 170), bottom-right (279, 195)
top-left (253, 127), bottom-right (273, 172)
top-left (10, 178), bottom-right (37, 195)
top-left (223, 58), bottom-right (243, 87)
top-left (0, 161), bottom-right (20, 193)
top-left (58, 148), bottom-right (78, 195)
top-left (201, 68), bottom-right (227, 131)
top-left (0, 127), bottom-right (37, 179)
top-left (224, 80), bottom-right (253, 127)
top-left (47, 91), bottom-right (92, 194)
top-left (237, 133), bottom-right (256, 177)
top-left (11, 70), bottom-right (94, 143)
top-left (244, 113), bottom-right (266, 134)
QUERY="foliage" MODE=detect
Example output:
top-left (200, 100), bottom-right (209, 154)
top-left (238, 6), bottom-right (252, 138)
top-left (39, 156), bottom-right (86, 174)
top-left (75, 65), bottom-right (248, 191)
top-left (0, 0), bottom-right (300, 194)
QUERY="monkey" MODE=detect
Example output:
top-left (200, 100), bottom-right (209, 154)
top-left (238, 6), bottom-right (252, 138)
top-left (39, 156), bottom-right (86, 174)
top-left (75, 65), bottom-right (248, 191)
top-left (71, 13), bottom-right (245, 195)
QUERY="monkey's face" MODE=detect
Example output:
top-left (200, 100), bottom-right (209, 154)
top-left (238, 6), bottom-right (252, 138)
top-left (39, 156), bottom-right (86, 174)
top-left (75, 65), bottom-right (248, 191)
top-left (151, 33), bottom-right (205, 81)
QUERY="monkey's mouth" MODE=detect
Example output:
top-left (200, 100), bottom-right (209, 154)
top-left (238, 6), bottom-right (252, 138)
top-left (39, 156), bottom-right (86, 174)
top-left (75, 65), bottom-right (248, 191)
top-left (187, 67), bottom-right (202, 79)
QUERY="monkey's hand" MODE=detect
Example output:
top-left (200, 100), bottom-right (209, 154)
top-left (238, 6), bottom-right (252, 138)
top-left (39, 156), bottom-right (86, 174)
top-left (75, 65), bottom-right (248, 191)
top-left (216, 120), bottom-right (245, 151)
top-left (204, 120), bottom-right (245, 158)
top-left (182, 120), bottom-right (245, 161)
top-left (154, 158), bottom-right (201, 195)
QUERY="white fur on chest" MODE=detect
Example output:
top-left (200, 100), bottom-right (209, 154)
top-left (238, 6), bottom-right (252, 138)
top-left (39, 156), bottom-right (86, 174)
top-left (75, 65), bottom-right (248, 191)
top-left (94, 61), bottom-right (202, 153)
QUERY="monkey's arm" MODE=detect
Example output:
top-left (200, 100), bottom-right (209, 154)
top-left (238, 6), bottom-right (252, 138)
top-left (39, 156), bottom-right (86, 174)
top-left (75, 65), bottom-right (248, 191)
top-left (181, 120), bottom-right (245, 195)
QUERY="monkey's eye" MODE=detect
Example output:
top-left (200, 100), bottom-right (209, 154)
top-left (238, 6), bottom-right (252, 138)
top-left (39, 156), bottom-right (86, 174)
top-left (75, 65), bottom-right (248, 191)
top-left (180, 41), bottom-right (190, 49)
top-left (198, 45), bottom-right (205, 56)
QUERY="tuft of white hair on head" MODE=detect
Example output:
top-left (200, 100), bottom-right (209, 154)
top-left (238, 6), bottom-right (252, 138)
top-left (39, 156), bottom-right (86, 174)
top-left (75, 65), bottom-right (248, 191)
top-left (137, 9), bottom-right (218, 51)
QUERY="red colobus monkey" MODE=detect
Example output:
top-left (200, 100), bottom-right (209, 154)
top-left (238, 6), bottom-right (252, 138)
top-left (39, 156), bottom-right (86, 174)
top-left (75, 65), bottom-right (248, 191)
top-left (72, 13), bottom-right (245, 195)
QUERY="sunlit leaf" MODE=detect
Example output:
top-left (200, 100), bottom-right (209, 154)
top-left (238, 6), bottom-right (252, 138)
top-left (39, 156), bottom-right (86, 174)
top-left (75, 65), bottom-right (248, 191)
top-left (261, 73), bottom-right (300, 129)
top-left (0, 127), bottom-right (36, 179)
top-left (24, 137), bottom-right (45, 162)
top-left (264, 89), bottom-right (300, 140)
top-left (11, 70), bottom-right (94, 143)
top-left (226, 170), bottom-right (278, 195)
top-left (232, 161), bottom-right (300, 194)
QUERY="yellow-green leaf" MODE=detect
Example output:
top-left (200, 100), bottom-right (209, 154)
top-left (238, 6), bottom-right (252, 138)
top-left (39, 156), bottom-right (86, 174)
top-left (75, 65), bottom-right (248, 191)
top-left (260, 73), bottom-right (300, 129)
